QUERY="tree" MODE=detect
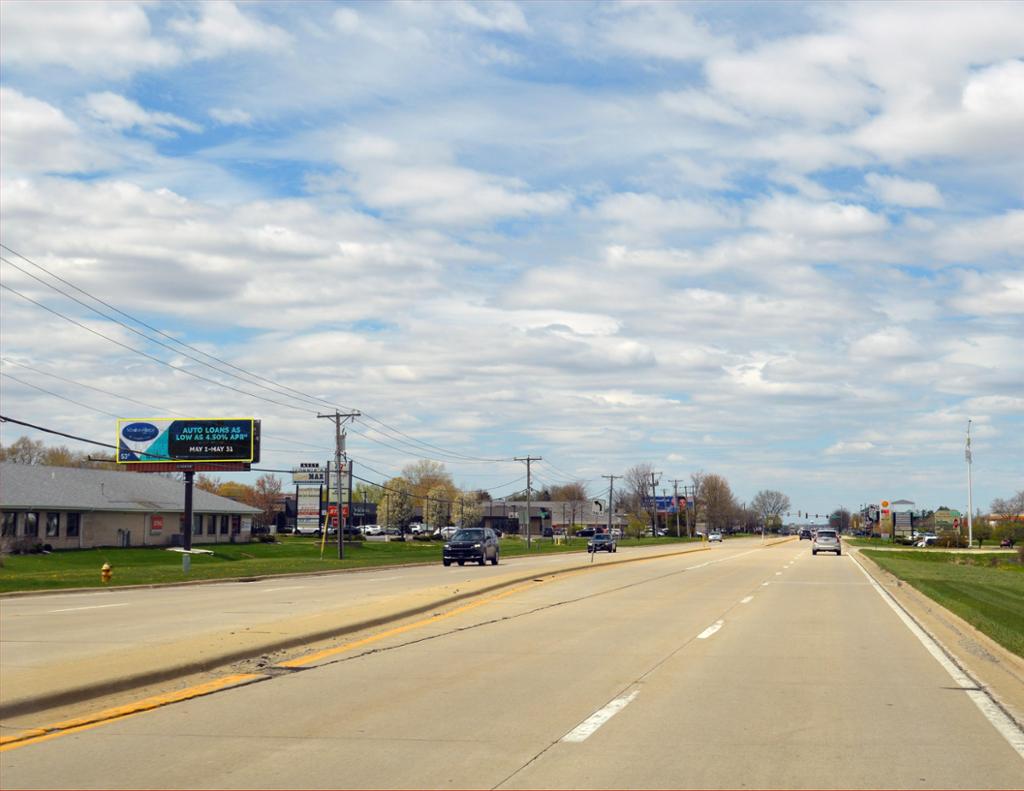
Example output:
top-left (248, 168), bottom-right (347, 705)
top-left (1, 436), bottom-right (49, 464)
top-left (699, 474), bottom-right (738, 531)
top-left (252, 474), bottom-right (283, 525)
top-left (974, 521), bottom-right (993, 548)
top-left (218, 481), bottom-right (255, 504)
top-left (402, 460), bottom-right (453, 501)
top-left (625, 463), bottom-right (657, 532)
top-left (425, 484), bottom-right (452, 529)
top-left (551, 481), bottom-right (589, 527)
top-left (195, 474), bottom-right (221, 494)
top-left (460, 492), bottom-right (485, 528)
top-left (353, 482), bottom-right (382, 506)
top-left (991, 491), bottom-right (1024, 524)
top-left (380, 477), bottom-right (413, 533)
top-left (750, 490), bottom-right (791, 530)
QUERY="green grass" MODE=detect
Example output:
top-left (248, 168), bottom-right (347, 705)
top-left (0, 534), bottom-right (700, 593)
top-left (861, 550), bottom-right (1024, 657)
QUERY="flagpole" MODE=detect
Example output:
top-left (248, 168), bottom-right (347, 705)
top-left (966, 419), bottom-right (974, 548)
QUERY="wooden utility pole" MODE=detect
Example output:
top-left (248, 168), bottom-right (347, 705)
top-left (318, 411), bottom-right (360, 559)
top-left (515, 456), bottom-right (541, 549)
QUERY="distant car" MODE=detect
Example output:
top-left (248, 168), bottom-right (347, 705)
top-left (1000, 537), bottom-right (1015, 548)
top-left (542, 527), bottom-right (554, 538)
top-left (577, 527), bottom-right (596, 538)
top-left (708, 532), bottom-right (723, 543)
top-left (363, 524), bottom-right (383, 536)
top-left (799, 528), bottom-right (813, 540)
top-left (408, 523), bottom-right (427, 535)
top-left (812, 528), bottom-right (841, 555)
top-left (915, 534), bottom-right (938, 548)
top-left (588, 534), bottom-right (617, 553)
top-left (434, 525), bottom-right (458, 540)
top-left (443, 527), bottom-right (499, 566)
top-left (294, 525), bottom-right (320, 536)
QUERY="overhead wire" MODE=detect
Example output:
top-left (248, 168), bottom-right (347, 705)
top-left (1, 244), bottom-right (514, 464)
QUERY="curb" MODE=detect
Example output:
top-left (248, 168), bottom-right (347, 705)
top-left (5, 540), bottom-right (785, 719)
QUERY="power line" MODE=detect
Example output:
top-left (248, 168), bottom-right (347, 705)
top-left (2, 244), bottom-right (512, 464)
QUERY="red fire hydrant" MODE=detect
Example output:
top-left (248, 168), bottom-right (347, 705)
top-left (101, 562), bottom-right (112, 584)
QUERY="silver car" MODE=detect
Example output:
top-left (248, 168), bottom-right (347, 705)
top-left (812, 528), bottom-right (842, 555)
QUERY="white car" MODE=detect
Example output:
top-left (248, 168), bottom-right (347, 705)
top-left (708, 532), bottom-right (723, 542)
top-left (434, 526), bottom-right (458, 540)
top-left (362, 524), bottom-right (383, 536)
top-left (408, 523), bottom-right (427, 535)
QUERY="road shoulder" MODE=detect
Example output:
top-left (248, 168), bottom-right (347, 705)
top-left (854, 547), bottom-right (1024, 729)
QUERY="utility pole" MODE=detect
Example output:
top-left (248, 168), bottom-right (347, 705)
top-left (966, 419), bottom-right (974, 548)
top-left (671, 479), bottom-right (685, 538)
top-left (602, 474), bottom-right (619, 535)
top-left (318, 411), bottom-right (360, 559)
top-left (649, 471), bottom-right (662, 537)
top-left (515, 456), bottom-right (541, 549)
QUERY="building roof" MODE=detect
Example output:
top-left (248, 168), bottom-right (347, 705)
top-left (0, 463), bottom-right (261, 514)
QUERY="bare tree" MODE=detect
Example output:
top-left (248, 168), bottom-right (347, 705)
top-left (700, 474), bottom-right (738, 531)
top-left (751, 489), bottom-right (791, 532)
top-left (625, 463), bottom-right (657, 532)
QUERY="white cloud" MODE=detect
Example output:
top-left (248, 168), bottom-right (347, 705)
top-left (749, 195), bottom-right (888, 236)
top-left (953, 270), bottom-right (1024, 316)
top-left (935, 210), bottom-right (1024, 261)
top-left (591, 192), bottom-right (737, 238)
top-left (85, 92), bottom-right (201, 137)
top-left (0, 1), bottom-right (180, 76)
top-left (449, 1), bottom-right (529, 34)
top-left (595, 3), bottom-right (733, 61)
top-left (0, 88), bottom-right (109, 174)
top-left (849, 327), bottom-right (924, 363)
top-left (170, 1), bottom-right (291, 59)
top-left (658, 90), bottom-right (749, 126)
top-left (825, 441), bottom-right (876, 456)
top-left (864, 173), bottom-right (943, 208)
top-left (209, 107), bottom-right (253, 126)
top-left (706, 35), bottom-right (877, 125)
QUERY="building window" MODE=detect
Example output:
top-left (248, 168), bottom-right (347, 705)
top-left (46, 512), bottom-right (60, 538)
top-left (24, 512), bottom-right (39, 537)
top-left (193, 514), bottom-right (203, 536)
top-left (220, 515), bottom-right (229, 535)
top-left (208, 515), bottom-right (217, 535)
top-left (66, 513), bottom-right (81, 538)
top-left (1, 512), bottom-right (16, 537)
top-left (231, 515), bottom-right (241, 534)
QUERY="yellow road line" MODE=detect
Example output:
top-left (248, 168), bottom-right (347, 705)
top-left (278, 579), bottom-right (543, 668)
top-left (1, 673), bottom-right (262, 751)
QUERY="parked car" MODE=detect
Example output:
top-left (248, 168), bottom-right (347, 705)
top-left (362, 524), bottom-right (383, 536)
top-left (408, 523), bottom-right (427, 535)
top-left (294, 524), bottom-right (320, 536)
top-left (915, 534), bottom-right (938, 547)
top-left (812, 528), bottom-right (842, 555)
top-left (708, 532), bottom-right (723, 542)
top-left (799, 528), bottom-right (813, 540)
top-left (588, 534), bottom-right (617, 553)
top-left (434, 525), bottom-right (458, 540)
top-left (443, 527), bottom-right (499, 566)
top-left (1000, 537), bottom-right (1015, 548)
top-left (576, 527), bottom-right (596, 538)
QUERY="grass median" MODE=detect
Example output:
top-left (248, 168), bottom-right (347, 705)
top-left (0, 534), bottom-right (700, 593)
top-left (861, 549), bottom-right (1024, 657)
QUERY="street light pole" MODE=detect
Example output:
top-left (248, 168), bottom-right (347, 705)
top-left (966, 419), bottom-right (974, 548)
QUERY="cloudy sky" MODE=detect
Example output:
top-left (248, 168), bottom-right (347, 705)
top-left (1, 1), bottom-right (1021, 517)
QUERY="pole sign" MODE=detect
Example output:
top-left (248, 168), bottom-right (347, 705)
top-left (292, 462), bottom-right (326, 485)
top-left (296, 487), bottom-right (322, 533)
top-left (117, 418), bottom-right (259, 464)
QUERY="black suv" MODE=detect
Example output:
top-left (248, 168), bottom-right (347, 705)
top-left (799, 528), bottom-right (812, 540)
top-left (443, 528), bottom-right (500, 566)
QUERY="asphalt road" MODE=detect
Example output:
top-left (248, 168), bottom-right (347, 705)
top-left (2, 539), bottom-right (1022, 788)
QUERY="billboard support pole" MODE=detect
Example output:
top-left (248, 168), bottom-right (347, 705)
top-left (318, 411), bottom-right (360, 560)
top-left (183, 470), bottom-right (194, 555)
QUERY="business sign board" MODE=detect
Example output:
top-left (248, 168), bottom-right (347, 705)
top-left (654, 496), bottom-right (685, 513)
top-left (325, 461), bottom-right (350, 504)
top-left (296, 486), bottom-right (322, 532)
top-left (117, 419), bottom-right (259, 464)
top-left (293, 462), bottom-right (326, 485)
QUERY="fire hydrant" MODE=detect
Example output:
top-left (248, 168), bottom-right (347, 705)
top-left (101, 562), bottom-right (112, 584)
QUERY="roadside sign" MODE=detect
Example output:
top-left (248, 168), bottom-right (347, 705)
top-left (293, 463), bottom-right (326, 485)
top-left (117, 418), bottom-right (259, 464)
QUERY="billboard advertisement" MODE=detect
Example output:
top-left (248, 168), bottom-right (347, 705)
top-left (296, 487), bottom-right (322, 533)
top-left (117, 419), bottom-right (258, 464)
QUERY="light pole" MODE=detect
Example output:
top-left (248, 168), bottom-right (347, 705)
top-left (966, 419), bottom-right (974, 548)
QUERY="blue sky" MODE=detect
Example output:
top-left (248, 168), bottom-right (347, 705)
top-left (1, 1), bottom-right (1021, 516)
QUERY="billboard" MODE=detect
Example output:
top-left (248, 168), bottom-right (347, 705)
top-left (292, 463), bottom-right (326, 485)
top-left (117, 418), bottom-right (259, 464)
top-left (296, 487), bottom-right (322, 532)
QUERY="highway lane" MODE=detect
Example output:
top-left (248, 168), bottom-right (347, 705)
top-left (0, 541), bottom-right (705, 667)
top-left (2, 541), bottom-right (1022, 789)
